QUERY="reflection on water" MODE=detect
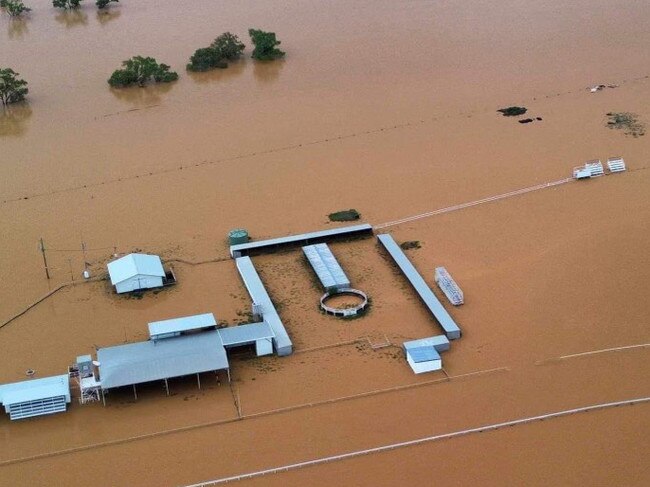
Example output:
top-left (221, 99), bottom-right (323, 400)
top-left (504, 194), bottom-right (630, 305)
top-left (7, 18), bottom-right (29, 40)
top-left (253, 60), bottom-right (284, 84)
top-left (97, 9), bottom-right (121, 26)
top-left (55, 10), bottom-right (88, 28)
top-left (0, 103), bottom-right (32, 137)
top-left (109, 82), bottom-right (174, 106)
top-left (187, 59), bottom-right (246, 85)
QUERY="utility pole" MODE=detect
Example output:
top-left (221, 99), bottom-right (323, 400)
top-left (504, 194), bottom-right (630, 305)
top-left (39, 238), bottom-right (50, 280)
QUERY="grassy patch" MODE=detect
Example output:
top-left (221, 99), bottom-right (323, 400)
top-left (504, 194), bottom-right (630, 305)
top-left (328, 209), bottom-right (360, 222)
top-left (606, 112), bottom-right (645, 137)
top-left (497, 106), bottom-right (527, 117)
top-left (400, 240), bottom-right (421, 250)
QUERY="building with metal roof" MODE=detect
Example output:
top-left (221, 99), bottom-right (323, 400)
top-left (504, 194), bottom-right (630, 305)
top-left (218, 322), bottom-right (274, 356)
top-left (378, 234), bottom-right (461, 339)
top-left (0, 375), bottom-right (71, 420)
top-left (107, 253), bottom-right (166, 294)
top-left (235, 256), bottom-right (292, 356)
top-left (303, 243), bottom-right (351, 291)
top-left (230, 224), bottom-right (373, 258)
top-left (402, 336), bottom-right (450, 374)
top-left (148, 313), bottom-right (217, 341)
top-left (97, 330), bottom-right (229, 396)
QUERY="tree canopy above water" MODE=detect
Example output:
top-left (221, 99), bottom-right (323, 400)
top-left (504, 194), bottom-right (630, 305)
top-left (108, 56), bottom-right (178, 88)
top-left (1, 0), bottom-right (31, 17)
top-left (248, 29), bottom-right (285, 61)
top-left (0, 68), bottom-right (29, 106)
top-left (53, 0), bottom-right (82, 9)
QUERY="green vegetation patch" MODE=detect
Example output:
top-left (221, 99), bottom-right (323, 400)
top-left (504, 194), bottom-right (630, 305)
top-left (497, 106), bottom-right (527, 117)
top-left (1, 0), bottom-right (31, 16)
top-left (0, 68), bottom-right (28, 106)
top-left (249, 29), bottom-right (285, 61)
top-left (399, 240), bottom-right (421, 250)
top-left (606, 112), bottom-right (645, 138)
top-left (108, 56), bottom-right (178, 88)
top-left (328, 209), bottom-right (361, 222)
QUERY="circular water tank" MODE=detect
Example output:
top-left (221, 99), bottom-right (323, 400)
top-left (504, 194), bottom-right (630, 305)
top-left (228, 229), bottom-right (249, 245)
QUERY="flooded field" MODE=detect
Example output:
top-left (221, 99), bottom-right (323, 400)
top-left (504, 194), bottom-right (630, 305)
top-left (1, 0), bottom-right (649, 486)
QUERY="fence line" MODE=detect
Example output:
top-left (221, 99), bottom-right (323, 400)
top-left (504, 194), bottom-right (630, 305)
top-left (0, 366), bottom-right (507, 467)
top-left (536, 342), bottom-right (650, 365)
top-left (374, 178), bottom-right (573, 230)
top-left (184, 396), bottom-right (650, 486)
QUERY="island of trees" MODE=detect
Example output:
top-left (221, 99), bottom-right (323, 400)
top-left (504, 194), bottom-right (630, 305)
top-left (108, 56), bottom-right (178, 88)
top-left (1, 0), bottom-right (31, 16)
top-left (0, 68), bottom-right (29, 106)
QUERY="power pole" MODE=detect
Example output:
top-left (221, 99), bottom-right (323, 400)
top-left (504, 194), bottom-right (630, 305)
top-left (39, 238), bottom-right (50, 280)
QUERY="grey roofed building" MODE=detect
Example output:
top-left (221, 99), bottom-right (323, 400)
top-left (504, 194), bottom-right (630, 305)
top-left (148, 313), bottom-right (217, 341)
top-left (97, 330), bottom-right (229, 390)
top-left (403, 335), bottom-right (450, 353)
top-left (408, 347), bottom-right (440, 363)
top-left (378, 234), bottom-right (461, 339)
top-left (218, 322), bottom-right (274, 346)
top-left (0, 374), bottom-right (71, 420)
top-left (230, 223), bottom-right (373, 258)
top-left (235, 256), bottom-right (292, 356)
top-left (303, 243), bottom-right (351, 291)
top-left (107, 253), bottom-right (166, 294)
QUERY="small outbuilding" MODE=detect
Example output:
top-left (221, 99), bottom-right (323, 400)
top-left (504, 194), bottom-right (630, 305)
top-left (0, 375), bottom-right (71, 420)
top-left (107, 253), bottom-right (166, 294)
top-left (403, 335), bottom-right (450, 374)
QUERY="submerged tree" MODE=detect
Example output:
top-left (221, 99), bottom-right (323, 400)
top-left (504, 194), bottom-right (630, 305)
top-left (95, 0), bottom-right (117, 8)
top-left (53, 0), bottom-right (82, 9)
top-left (108, 56), bottom-right (178, 88)
top-left (187, 47), bottom-right (227, 72)
top-left (211, 32), bottom-right (245, 61)
top-left (1, 0), bottom-right (32, 17)
top-left (248, 29), bottom-right (285, 61)
top-left (0, 68), bottom-right (29, 106)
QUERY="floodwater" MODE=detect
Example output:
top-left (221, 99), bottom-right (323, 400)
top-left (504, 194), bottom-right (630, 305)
top-left (1, 0), bottom-right (649, 486)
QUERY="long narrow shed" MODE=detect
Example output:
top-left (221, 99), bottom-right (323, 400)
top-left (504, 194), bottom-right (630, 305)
top-left (230, 224), bottom-right (373, 258)
top-left (0, 375), bottom-right (71, 420)
top-left (378, 234), bottom-right (461, 339)
top-left (303, 243), bottom-right (351, 291)
top-left (235, 256), bottom-right (292, 356)
top-left (148, 313), bottom-right (217, 341)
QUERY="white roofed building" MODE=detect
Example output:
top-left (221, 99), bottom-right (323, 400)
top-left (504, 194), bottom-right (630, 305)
top-left (107, 253), bottom-right (166, 294)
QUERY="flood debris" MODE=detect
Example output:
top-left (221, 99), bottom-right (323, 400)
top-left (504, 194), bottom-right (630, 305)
top-left (328, 209), bottom-right (361, 222)
top-left (589, 84), bottom-right (618, 93)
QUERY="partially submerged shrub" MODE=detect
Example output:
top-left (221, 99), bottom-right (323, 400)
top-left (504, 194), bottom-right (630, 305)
top-left (1, 0), bottom-right (31, 16)
top-left (187, 47), bottom-right (227, 72)
top-left (400, 241), bottom-right (421, 250)
top-left (606, 112), bottom-right (645, 138)
top-left (328, 209), bottom-right (360, 222)
top-left (108, 56), bottom-right (178, 88)
top-left (498, 106), bottom-right (527, 117)
top-left (0, 67), bottom-right (28, 106)
top-left (249, 29), bottom-right (285, 60)
top-left (96, 0), bottom-right (118, 8)
top-left (53, 0), bottom-right (82, 9)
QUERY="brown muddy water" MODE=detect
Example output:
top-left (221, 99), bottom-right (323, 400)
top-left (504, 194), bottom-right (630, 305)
top-left (1, 0), bottom-right (649, 486)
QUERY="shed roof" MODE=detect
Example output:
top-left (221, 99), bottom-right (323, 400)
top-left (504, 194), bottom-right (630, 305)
top-left (97, 331), bottom-right (228, 390)
top-left (230, 224), bottom-right (373, 257)
top-left (0, 375), bottom-right (70, 406)
top-left (148, 313), bottom-right (217, 339)
top-left (407, 347), bottom-right (440, 363)
top-left (218, 322), bottom-right (274, 347)
top-left (403, 335), bottom-right (450, 353)
top-left (378, 234), bottom-right (461, 339)
top-left (107, 253), bottom-right (165, 285)
top-left (303, 243), bottom-right (350, 290)
top-left (235, 256), bottom-right (292, 356)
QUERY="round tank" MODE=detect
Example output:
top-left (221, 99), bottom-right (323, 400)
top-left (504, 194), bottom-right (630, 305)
top-left (228, 229), bottom-right (249, 245)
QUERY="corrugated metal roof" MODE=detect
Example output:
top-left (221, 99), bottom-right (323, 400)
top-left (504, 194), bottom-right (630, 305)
top-left (303, 243), bottom-right (350, 290)
top-left (403, 335), bottom-right (450, 353)
top-left (148, 313), bottom-right (217, 339)
top-left (230, 224), bottom-right (373, 257)
top-left (97, 331), bottom-right (229, 389)
top-left (218, 322), bottom-right (274, 346)
top-left (408, 347), bottom-right (440, 363)
top-left (378, 234), bottom-right (461, 339)
top-left (235, 256), bottom-right (292, 356)
top-left (107, 253), bottom-right (165, 285)
top-left (0, 375), bottom-right (70, 406)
